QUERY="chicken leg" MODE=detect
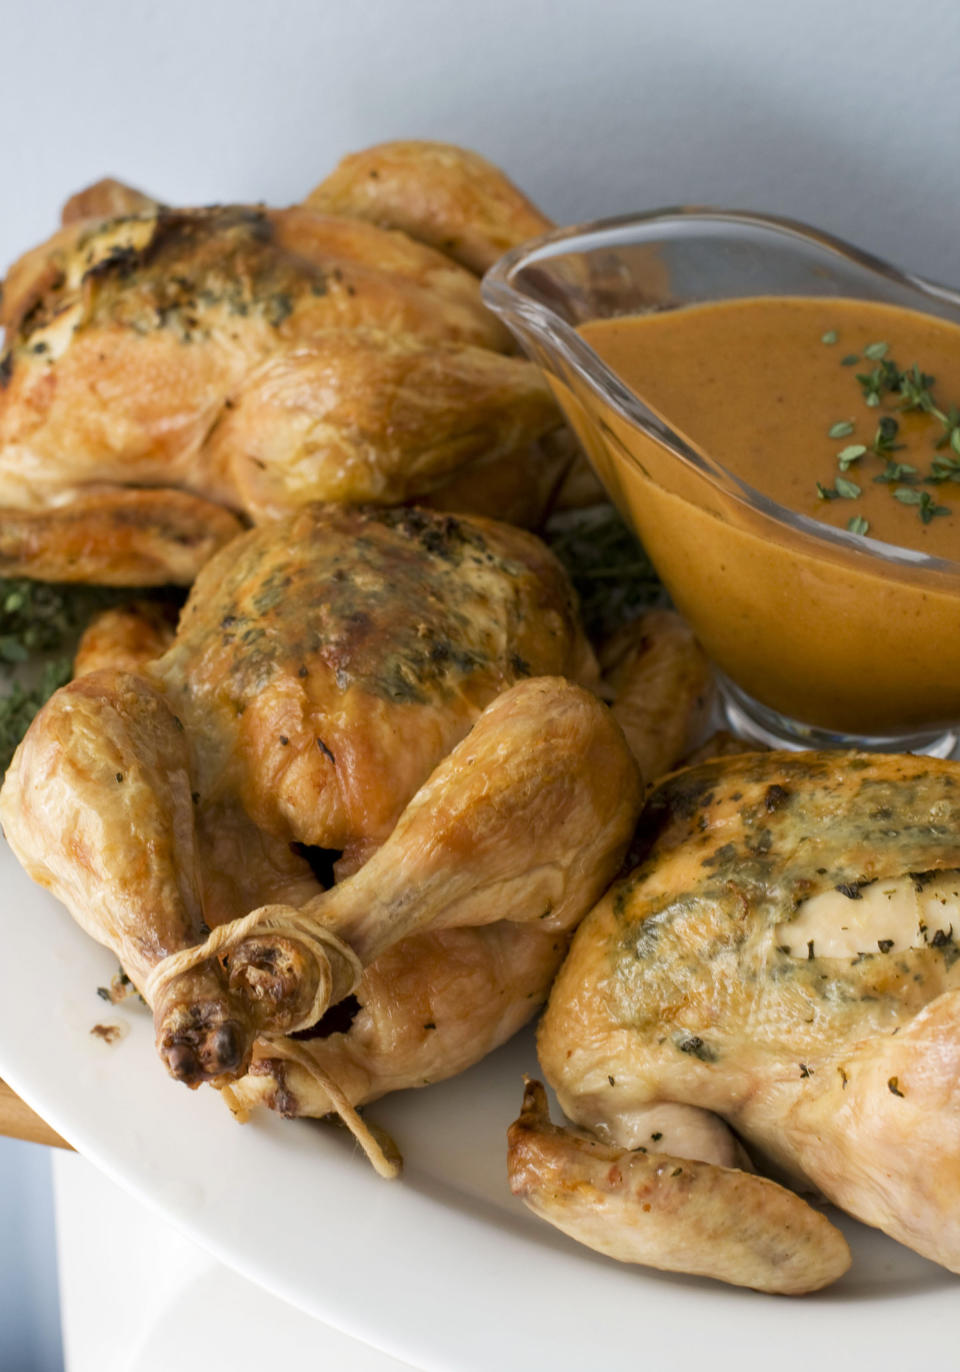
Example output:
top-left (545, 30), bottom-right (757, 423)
top-left (165, 675), bottom-right (643, 1078)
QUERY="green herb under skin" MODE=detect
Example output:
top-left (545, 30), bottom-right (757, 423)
top-left (821, 330), bottom-right (838, 345)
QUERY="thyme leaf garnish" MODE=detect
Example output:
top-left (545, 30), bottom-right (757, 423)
top-left (828, 420), bottom-right (855, 439)
top-left (837, 444), bottom-right (866, 470)
top-left (893, 487), bottom-right (950, 523)
top-left (863, 341), bottom-right (889, 360)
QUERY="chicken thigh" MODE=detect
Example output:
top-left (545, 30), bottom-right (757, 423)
top-left (510, 749), bottom-right (960, 1290)
top-left (1, 504), bottom-right (649, 1160)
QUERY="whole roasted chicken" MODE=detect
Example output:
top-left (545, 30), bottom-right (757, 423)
top-left (0, 142), bottom-right (586, 586)
top-left (509, 749), bottom-right (960, 1290)
top-left (1, 503), bottom-right (684, 1165)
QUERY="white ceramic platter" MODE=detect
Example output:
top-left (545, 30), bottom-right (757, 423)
top-left (0, 837), bottom-right (954, 1372)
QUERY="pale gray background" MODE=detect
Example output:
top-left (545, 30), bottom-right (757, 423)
top-left (2, 0), bottom-right (959, 283)
top-left (0, 0), bottom-right (958, 1367)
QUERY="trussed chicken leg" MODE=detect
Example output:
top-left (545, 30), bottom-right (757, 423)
top-left (0, 502), bottom-right (627, 1089)
top-left (222, 676), bottom-right (642, 1043)
top-left (60, 594), bottom-right (712, 1121)
top-left (0, 669), bottom-right (253, 1080)
top-left (2, 673), bottom-right (640, 1087)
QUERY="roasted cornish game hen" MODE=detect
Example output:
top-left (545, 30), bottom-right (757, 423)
top-left (0, 142), bottom-right (584, 586)
top-left (0, 503), bottom-right (667, 1169)
top-left (510, 750), bottom-right (960, 1290)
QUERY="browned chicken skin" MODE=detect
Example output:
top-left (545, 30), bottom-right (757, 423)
top-left (304, 140), bottom-right (552, 275)
top-left (511, 749), bottom-right (960, 1290)
top-left (0, 143), bottom-right (577, 584)
top-left (1, 504), bottom-right (652, 1117)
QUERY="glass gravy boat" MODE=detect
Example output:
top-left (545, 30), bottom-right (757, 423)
top-left (483, 209), bottom-right (960, 756)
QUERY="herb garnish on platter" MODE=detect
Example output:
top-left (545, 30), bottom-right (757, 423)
top-left (545, 505), bottom-right (666, 641)
top-left (0, 580), bottom-right (152, 772)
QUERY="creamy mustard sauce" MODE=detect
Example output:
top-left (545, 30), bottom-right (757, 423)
top-left (568, 297), bottom-right (960, 734)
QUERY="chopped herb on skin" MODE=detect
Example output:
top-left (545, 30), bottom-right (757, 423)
top-left (821, 330), bottom-right (838, 345)
top-left (834, 477), bottom-right (861, 499)
top-left (816, 482), bottom-right (839, 501)
top-left (841, 353), bottom-right (860, 366)
top-left (847, 515), bottom-right (870, 535)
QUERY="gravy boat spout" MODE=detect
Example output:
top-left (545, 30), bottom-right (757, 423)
top-left (482, 209), bottom-right (960, 756)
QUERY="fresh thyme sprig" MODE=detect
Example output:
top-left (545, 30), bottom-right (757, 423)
top-left (544, 505), bottom-right (666, 640)
top-left (893, 487), bottom-right (950, 524)
top-left (0, 579), bottom-right (174, 774)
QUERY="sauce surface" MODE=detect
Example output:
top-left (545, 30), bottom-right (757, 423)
top-left (564, 296), bottom-right (960, 736)
top-left (580, 298), bottom-right (960, 559)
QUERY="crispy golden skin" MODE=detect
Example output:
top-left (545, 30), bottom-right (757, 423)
top-left (0, 146), bottom-right (572, 583)
top-left (200, 329), bottom-right (560, 523)
top-left (518, 749), bottom-right (960, 1287)
top-left (0, 505), bottom-right (608, 1089)
top-left (0, 487), bottom-right (243, 585)
top-left (3, 509), bottom-right (716, 1139)
top-left (304, 139), bottom-right (551, 274)
top-left (73, 599), bottom-right (179, 676)
top-left (60, 177), bottom-right (159, 226)
top-left (598, 610), bottom-right (714, 780)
